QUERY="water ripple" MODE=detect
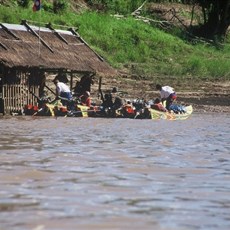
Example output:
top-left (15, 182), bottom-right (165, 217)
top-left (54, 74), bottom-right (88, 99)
top-left (0, 114), bottom-right (230, 229)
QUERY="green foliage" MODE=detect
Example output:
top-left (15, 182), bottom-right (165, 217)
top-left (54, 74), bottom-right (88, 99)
top-left (0, 2), bottom-right (229, 80)
top-left (0, 6), bottom-right (17, 23)
top-left (86, 0), bottom-right (148, 14)
top-left (186, 56), bottom-right (208, 76)
top-left (53, 0), bottom-right (69, 14)
top-left (17, 0), bottom-right (30, 8)
top-left (42, 0), bottom-right (53, 13)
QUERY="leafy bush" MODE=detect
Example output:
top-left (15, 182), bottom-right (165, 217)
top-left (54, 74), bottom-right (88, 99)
top-left (17, 0), bottom-right (30, 8)
top-left (0, 2), bottom-right (229, 80)
top-left (42, 0), bottom-right (53, 13)
top-left (85, 0), bottom-right (148, 14)
top-left (53, 0), bottom-right (68, 14)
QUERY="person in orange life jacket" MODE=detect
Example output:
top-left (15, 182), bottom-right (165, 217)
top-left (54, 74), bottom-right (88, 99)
top-left (156, 84), bottom-right (177, 110)
top-left (80, 91), bottom-right (91, 107)
top-left (53, 79), bottom-right (72, 106)
top-left (124, 100), bottom-right (135, 113)
top-left (151, 98), bottom-right (167, 112)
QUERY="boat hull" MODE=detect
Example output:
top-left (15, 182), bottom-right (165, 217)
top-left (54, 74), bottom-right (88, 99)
top-left (150, 105), bottom-right (193, 120)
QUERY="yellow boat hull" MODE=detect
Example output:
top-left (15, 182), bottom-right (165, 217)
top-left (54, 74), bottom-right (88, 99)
top-left (150, 105), bottom-right (193, 120)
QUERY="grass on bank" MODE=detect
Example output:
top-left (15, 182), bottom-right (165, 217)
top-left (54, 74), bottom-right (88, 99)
top-left (0, 5), bottom-right (229, 81)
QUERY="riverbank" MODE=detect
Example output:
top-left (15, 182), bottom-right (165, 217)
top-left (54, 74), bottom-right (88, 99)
top-left (43, 73), bottom-right (230, 115)
top-left (96, 75), bottom-right (230, 113)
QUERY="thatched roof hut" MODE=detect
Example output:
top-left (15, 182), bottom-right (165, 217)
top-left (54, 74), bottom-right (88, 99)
top-left (0, 21), bottom-right (116, 75)
top-left (0, 21), bottom-right (116, 115)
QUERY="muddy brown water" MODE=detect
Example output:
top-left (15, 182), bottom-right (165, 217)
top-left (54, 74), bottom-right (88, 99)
top-left (0, 113), bottom-right (229, 230)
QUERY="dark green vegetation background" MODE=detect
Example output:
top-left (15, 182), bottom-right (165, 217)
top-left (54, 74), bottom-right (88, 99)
top-left (0, 0), bottom-right (229, 80)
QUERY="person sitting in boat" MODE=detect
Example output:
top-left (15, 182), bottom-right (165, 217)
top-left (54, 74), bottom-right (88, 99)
top-left (100, 87), bottom-right (123, 117)
top-left (151, 98), bottom-right (167, 112)
top-left (38, 90), bottom-right (51, 107)
top-left (121, 100), bottom-right (136, 118)
top-left (53, 79), bottom-right (72, 106)
top-left (101, 93), bottom-right (113, 108)
top-left (80, 91), bottom-right (91, 107)
top-left (99, 93), bottom-right (113, 116)
top-left (156, 84), bottom-right (177, 110)
top-left (111, 87), bottom-right (123, 111)
top-left (73, 74), bottom-right (94, 97)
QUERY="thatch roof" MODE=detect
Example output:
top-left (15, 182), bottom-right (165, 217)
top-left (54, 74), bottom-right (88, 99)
top-left (0, 21), bottom-right (116, 76)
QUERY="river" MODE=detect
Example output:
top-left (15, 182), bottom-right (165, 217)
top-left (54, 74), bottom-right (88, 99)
top-left (0, 113), bottom-right (229, 230)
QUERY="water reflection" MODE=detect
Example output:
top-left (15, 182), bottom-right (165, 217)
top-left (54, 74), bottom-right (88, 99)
top-left (0, 114), bottom-right (230, 230)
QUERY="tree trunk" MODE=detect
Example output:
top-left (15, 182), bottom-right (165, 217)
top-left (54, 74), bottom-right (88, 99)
top-left (192, 0), bottom-right (230, 40)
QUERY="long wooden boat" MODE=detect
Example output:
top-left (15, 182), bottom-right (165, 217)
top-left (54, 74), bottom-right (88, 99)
top-left (24, 99), bottom-right (193, 120)
top-left (149, 105), bottom-right (193, 120)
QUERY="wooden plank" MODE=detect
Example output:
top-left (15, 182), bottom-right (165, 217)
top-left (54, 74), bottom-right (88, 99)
top-left (6, 85), bottom-right (9, 113)
top-left (16, 85), bottom-right (19, 110)
top-left (0, 42), bottom-right (7, 50)
top-left (0, 23), bottom-right (20, 40)
top-left (12, 85), bottom-right (14, 110)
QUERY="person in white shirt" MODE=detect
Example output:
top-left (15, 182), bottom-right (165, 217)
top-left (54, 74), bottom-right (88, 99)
top-left (156, 84), bottom-right (177, 110)
top-left (53, 79), bottom-right (72, 106)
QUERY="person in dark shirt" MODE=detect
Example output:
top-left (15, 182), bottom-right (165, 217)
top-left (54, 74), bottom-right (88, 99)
top-left (74, 74), bottom-right (94, 96)
top-left (111, 87), bottom-right (123, 110)
top-left (100, 87), bottom-right (123, 117)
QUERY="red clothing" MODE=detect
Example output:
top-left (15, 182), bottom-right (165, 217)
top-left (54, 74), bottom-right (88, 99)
top-left (151, 103), bottom-right (167, 112)
top-left (80, 95), bottom-right (91, 107)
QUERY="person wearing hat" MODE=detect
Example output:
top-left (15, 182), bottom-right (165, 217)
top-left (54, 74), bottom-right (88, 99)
top-left (111, 87), bottom-right (117, 93)
top-left (156, 84), bottom-right (177, 110)
top-left (53, 79), bottom-right (72, 106)
top-left (111, 87), bottom-right (123, 111)
top-left (80, 91), bottom-right (91, 107)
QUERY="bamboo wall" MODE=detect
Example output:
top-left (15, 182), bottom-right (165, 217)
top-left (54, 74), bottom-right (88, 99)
top-left (2, 71), bottom-right (40, 115)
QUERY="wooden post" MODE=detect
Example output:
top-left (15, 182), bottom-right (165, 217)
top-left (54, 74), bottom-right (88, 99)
top-left (98, 76), bottom-right (104, 102)
top-left (70, 72), bottom-right (73, 91)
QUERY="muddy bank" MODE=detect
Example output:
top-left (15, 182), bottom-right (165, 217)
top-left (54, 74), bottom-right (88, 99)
top-left (44, 74), bottom-right (229, 113)
top-left (94, 76), bottom-right (230, 113)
